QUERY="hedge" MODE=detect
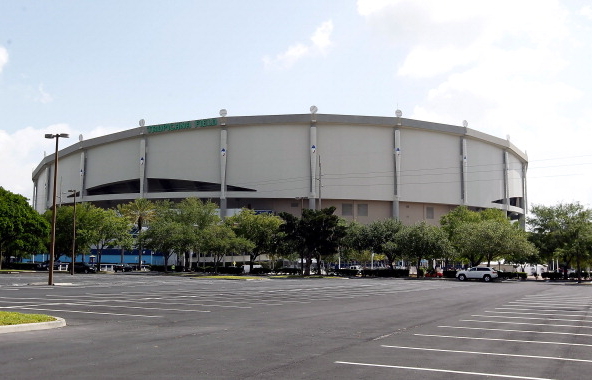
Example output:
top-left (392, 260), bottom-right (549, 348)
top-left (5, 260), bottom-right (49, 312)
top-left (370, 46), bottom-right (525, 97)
top-left (250, 267), bottom-right (271, 275)
top-left (359, 269), bottom-right (410, 278)
top-left (274, 268), bottom-right (300, 275)
top-left (443, 270), bottom-right (457, 279)
top-left (497, 272), bottom-right (527, 280)
top-left (541, 272), bottom-right (564, 280)
top-left (568, 271), bottom-right (590, 280)
top-left (4, 262), bottom-right (43, 271)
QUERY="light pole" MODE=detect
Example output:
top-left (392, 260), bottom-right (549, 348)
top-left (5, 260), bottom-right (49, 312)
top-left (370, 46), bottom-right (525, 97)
top-left (45, 133), bottom-right (69, 285)
top-left (68, 189), bottom-right (77, 275)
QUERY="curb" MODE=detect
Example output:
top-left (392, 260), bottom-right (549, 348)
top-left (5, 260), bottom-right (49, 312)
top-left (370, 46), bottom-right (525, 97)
top-left (0, 317), bottom-right (66, 334)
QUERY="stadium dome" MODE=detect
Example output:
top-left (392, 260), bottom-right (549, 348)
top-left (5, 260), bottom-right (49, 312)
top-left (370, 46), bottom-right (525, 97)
top-left (32, 111), bottom-right (528, 225)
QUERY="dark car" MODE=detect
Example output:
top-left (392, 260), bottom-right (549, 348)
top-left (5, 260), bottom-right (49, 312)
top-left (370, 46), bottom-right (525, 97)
top-left (36, 261), bottom-right (61, 271)
top-left (113, 264), bottom-right (133, 272)
top-left (73, 262), bottom-right (97, 274)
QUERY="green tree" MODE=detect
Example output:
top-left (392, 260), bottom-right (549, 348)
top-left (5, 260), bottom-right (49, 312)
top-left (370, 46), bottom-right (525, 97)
top-left (198, 224), bottom-right (254, 273)
top-left (142, 201), bottom-right (185, 271)
top-left (46, 203), bottom-right (108, 263)
top-left (117, 198), bottom-right (155, 269)
top-left (279, 207), bottom-right (346, 275)
top-left (455, 219), bottom-right (536, 267)
top-left (142, 199), bottom-right (220, 272)
top-left (0, 187), bottom-right (49, 268)
top-left (440, 206), bottom-right (479, 267)
top-left (441, 206), bottom-right (533, 268)
top-left (528, 202), bottom-right (592, 280)
top-left (396, 221), bottom-right (453, 275)
top-left (278, 212), bottom-right (306, 273)
top-left (176, 198), bottom-right (220, 269)
top-left (340, 221), bottom-right (369, 266)
top-left (87, 208), bottom-right (131, 269)
top-left (225, 209), bottom-right (283, 272)
top-left (367, 219), bottom-right (404, 269)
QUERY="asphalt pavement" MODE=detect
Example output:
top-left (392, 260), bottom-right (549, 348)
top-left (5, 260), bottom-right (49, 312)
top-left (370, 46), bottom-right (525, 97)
top-left (0, 272), bottom-right (590, 380)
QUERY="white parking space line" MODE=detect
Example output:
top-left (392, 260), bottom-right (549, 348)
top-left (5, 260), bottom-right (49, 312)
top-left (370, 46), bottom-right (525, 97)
top-left (2, 300), bottom-right (211, 314)
top-left (335, 361), bottom-right (557, 380)
top-left (461, 319), bottom-right (592, 329)
top-left (415, 333), bottom-right (592, 348)
top-left (84, 299), bottom-right (233, 310)
top-left (489, 310), bottom-right (590, 318)
top-left (43, 294), bottom-right (273, 307)
top-left (495, 307), bottom-right (589, 314)
top-left (439, 325), bottom-right (592, 337)
top-left (381, 344), bottom-right (592, 363)
top-left (10, 307), bottom-right (162, 318)
top-left (471, 314), bottom-right (592, 323)
top-left (504, 302), bottom-right (590, 310)
top-left (84, 303), bottom-right (211, 313)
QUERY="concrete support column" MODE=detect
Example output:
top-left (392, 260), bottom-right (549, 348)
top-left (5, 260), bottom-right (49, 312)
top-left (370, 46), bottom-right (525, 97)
top-left (44, 167), bottom-right (51, 210)
top-left (79, 151), bottom-right (86, 200)
top-left (503, 150), bottom-right (510, 216)
top-left (139, 138), bottom-right (147, 197)
top-left (461, 138), bottom-right (468, 205)
top-left (520, 162), bottom-right (528, 228)
top-left (393, 128), bottom-right (401, 219)
top-left (220, 127), bottom-right (228, 218)
top-left (309, 121), bottom-right (317, 210)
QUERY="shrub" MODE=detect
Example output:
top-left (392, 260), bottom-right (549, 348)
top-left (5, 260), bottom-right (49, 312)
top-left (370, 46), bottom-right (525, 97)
top-left (335, 269), bottom-right (360, 277)
top-left (4, 262), bottom-right (40, 271)
top-left (358, 269), bottom-right (409, 277)
top-left (497, 272), bottom-right (527, 280)
top-left (275, 268), bottom-right (300, 275)
top-left (541, 272), bottom-right (563, 280)
top-left (568, 271), bottom-right (590, 280)
top-left (443, 270), bottom-right (457, 279)
top-left (150, 265), bottom-right (179, 272)
top-left (217, 266), bottom-right (242, 275)
top-left (250, 267), bottom-right (271, 275)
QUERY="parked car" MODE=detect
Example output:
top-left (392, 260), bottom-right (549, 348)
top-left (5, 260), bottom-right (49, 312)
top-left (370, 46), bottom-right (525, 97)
top-left (36, 261), bottom-right (61, 271)
top-left (73, 262), bottom-right (97, 274)
top-left (113, 264), bottom-right (133, 272)
top-left (456, 267), bottom-right (498, 282)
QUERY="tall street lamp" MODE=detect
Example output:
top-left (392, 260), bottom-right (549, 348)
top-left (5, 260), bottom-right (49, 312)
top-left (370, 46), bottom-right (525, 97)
top-left (68, 189), bottom-right (77, 275)
top-left (45, 133), bottom-right (69, 285)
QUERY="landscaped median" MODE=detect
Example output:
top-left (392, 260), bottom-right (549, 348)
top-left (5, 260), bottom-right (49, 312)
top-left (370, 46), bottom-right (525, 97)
top-left (0, 311), bottom-right (66, 334)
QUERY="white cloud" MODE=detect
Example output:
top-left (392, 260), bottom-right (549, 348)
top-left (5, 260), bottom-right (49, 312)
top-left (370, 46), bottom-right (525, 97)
top-left (0, 124), bottom-right (124, 201)
top-left (311, 20), bottom-right (333, 51)
top-left (0, 46), bottom-right (8, 73)
top-left (579, 5), bottom-right (592, 20)
top-left (37, 83), bottom-right (53, 104)
top-left (264, 20), bottom-right (333, 69)
top-left (358, 0), bottom-right (592, 208)
top-left (0, 124), bottom-right (72, 199)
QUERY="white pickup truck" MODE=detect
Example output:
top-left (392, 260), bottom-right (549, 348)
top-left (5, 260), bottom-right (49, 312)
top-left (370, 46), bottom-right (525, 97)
top-left (456, 267), bottom-right (498, 282)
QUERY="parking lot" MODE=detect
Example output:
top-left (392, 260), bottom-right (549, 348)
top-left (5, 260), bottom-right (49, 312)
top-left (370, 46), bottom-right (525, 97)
top-left (0, 273), bottom-right (590, 379)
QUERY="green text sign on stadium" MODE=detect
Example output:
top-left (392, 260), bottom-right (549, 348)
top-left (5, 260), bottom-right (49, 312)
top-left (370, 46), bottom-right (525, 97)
top-left (147, 118), bottom-right (218, 134)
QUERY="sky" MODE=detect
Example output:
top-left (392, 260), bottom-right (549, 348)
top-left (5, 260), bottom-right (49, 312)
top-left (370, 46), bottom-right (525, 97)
top-left (1, 0), bottom-right (592, 211)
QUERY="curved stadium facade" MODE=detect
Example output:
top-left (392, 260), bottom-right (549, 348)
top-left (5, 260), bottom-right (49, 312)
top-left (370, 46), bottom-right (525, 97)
top-left (32, 112), bottom-right (528, 226)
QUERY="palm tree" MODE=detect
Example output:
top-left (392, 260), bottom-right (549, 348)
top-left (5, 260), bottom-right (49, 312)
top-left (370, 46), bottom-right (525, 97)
top-left (117, 198), bottom-right (155, 270)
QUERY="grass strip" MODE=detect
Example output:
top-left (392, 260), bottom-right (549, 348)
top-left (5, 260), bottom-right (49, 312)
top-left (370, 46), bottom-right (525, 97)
top-left (0, 311), bottom-right (56, 326)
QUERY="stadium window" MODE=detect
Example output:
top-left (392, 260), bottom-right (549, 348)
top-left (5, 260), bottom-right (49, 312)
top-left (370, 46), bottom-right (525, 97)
top-left (342, 203), bottom-right (353, 216)
top-left (357, 204), bottom-right (368, 217)
top-left (426, 206), bottom-right (434, 219)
